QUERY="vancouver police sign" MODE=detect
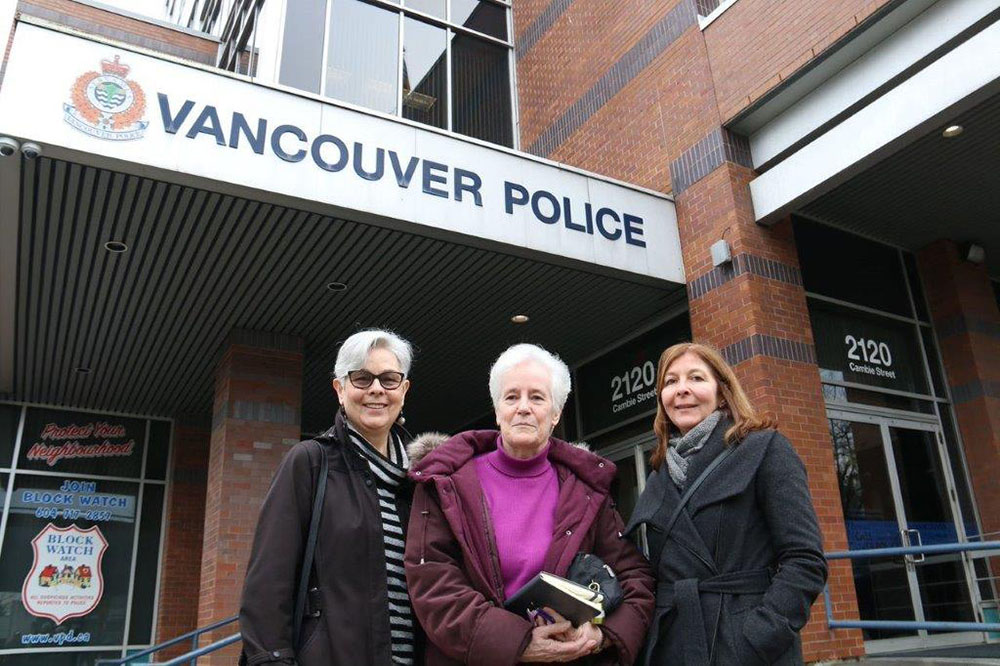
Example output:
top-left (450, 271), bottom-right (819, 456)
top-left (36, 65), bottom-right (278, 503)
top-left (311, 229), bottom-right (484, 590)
top-left (0, 22), bottom-right (684, 283)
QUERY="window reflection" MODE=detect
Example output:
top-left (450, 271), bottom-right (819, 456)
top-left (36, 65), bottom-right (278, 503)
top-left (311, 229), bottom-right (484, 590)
top-left (326, 0), bottom-right (399, 114)
top-left (281, 0), bottom-right (514, 145)
top-left (403, 18), bottom-right (447, 129)
top-left (452, 32), bottom-right (512, 146)
top-left (451, 0), bottom-right (507, 40)
top-left (406, 0), bottom-right (445, 17)
top-left (608, 453), bottom-right (639, 525)
top-left (279, 0), bottom-right (326, 94)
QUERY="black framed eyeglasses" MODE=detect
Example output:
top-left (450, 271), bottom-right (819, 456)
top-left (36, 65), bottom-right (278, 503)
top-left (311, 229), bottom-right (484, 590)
top-left (347, 370), bottom-right (405, 390)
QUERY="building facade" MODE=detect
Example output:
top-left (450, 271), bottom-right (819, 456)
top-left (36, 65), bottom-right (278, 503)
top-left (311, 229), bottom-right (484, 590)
top-left (0, 0), bottom-right (997, 663)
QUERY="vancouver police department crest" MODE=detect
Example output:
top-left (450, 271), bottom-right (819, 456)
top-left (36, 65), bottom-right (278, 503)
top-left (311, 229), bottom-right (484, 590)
top-left (64, 55), bottom-right (148, 141)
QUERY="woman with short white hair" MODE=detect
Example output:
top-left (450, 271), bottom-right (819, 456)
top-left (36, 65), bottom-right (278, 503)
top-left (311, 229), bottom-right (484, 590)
top-left (404, 343), bottom-right (654, 665)
top-left (240, 329), bottom-right (423, 666)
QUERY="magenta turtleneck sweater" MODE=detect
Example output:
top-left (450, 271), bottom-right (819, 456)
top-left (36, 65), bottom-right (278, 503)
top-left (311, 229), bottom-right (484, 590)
top-left (475, 440), bottom-right (559, 599)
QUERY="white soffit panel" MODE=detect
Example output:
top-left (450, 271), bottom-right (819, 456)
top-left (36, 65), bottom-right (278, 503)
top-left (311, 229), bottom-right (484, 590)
top-left (0, 21), bottom-right (683, 285)
top-left (749, 0), bottom-right (997, 169)
top-left (750, 18), bottom-right (1000, 225)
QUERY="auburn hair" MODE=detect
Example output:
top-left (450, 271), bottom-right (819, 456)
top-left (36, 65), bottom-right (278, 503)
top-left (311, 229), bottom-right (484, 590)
top-left (650, 342), bottom-right (777, 471)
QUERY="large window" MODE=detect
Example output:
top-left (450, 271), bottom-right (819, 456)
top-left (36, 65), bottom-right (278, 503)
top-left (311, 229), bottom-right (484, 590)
top-left (795, 216), bottom-right (983, 535)
top-left (279, 0), bottom-right (514, 147)
top-left (795, 217), bottom-right (995, 637)
top-left (0, 404), bottom-right (169, 664)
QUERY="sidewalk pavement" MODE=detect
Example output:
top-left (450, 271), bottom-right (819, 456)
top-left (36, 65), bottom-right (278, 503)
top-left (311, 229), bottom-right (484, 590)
top-left (814, 657), bottom-right (1000, 666)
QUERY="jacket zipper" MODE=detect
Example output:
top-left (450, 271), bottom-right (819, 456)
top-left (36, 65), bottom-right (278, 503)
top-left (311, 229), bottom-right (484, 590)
top-left (480, 494), bottom-right (505, 602)
top-left (418, 508), bottom-right (429, 564)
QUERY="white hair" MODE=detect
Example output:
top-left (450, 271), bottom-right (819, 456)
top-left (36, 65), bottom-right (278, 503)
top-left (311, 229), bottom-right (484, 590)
top-left (334, 329), bottom-right (413, 379)
top-left (488, 343), bottom-right (571, 412)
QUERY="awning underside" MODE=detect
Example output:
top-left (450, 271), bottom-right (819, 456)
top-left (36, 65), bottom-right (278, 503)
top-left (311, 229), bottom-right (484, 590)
top-left (3, 157), bottom-right (685, 433)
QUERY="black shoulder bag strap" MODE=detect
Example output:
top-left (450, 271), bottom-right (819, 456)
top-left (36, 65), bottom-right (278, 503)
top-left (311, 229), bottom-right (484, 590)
top-left (649, 445), bottom-right (735, 571)
top-left (293, 441), bottom-right (328, 648)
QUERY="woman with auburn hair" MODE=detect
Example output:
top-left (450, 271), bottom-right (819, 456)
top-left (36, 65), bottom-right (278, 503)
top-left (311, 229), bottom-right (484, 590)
top-left (627, 342), bottom-right (827, 665)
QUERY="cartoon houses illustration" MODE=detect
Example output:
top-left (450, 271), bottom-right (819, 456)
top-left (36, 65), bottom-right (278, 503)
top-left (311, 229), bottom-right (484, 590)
top-left (76, 564), bottom-right (92, 588)
top-left (38, 564), bottom-right (58, 587)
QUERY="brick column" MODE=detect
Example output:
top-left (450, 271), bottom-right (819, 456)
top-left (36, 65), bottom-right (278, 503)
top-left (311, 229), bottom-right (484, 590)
top-left (674, 160), bottom-right (865, 661)
top-left (916, 240), bottom-right (1000, 549)
top-left (154, 420), bottom-right (209, 662)
top-left (196, 330), bottom-right (303, 664)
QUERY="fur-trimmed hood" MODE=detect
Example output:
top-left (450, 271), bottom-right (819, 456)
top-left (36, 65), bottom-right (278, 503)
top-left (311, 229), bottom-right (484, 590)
top-left (408, 431), bottom-right (593, 463)
top-left (407, 431), bottom-right (451, 464)
top-left (408, 429), bottom-right (612, 492)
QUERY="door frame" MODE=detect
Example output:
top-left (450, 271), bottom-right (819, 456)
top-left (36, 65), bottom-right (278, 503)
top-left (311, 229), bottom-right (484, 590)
top-left (827, 406), bottom-right (986, 652)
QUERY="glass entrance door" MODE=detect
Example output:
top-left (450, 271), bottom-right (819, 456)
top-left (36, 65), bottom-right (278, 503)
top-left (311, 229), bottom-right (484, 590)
top-left (828, 412), bottom-right (980, 648)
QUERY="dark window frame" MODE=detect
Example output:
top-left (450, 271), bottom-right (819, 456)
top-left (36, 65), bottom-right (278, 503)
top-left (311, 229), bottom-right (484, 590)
top-left (279, 0), bottom-right (517, 147)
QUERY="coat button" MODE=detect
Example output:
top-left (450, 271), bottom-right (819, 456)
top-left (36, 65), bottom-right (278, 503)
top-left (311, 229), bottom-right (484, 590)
top-left (365, 478), bottom-right (373, 487)
top-left (565, 529), bottom-right (573, 536)
top-left (272, 651), bottom-right (281, 657)
top-left (598, 462), bottom-right (605, 468)
top-left (415, 471), bottom-right (421, 475)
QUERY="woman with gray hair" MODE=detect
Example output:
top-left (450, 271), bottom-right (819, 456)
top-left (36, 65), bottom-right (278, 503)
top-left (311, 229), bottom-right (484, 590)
top-left (404, 343), bottom-right (654, 665)
top-left (240, 329), bottom-right (422, 666)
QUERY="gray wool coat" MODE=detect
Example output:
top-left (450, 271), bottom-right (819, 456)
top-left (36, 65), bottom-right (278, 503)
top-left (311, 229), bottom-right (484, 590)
top-left (625, 421), bottom-right (827, 665)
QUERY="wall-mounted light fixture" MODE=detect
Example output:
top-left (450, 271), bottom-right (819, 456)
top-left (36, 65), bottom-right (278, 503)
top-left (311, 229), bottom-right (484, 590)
top-left (710, 239), bottom-right (732, 267)
top-left (964, 242), bottom-right (985, 264)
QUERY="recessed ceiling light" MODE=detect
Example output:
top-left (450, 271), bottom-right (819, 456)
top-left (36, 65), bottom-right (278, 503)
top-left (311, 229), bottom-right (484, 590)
top-left (511, 314), bottom-right (529, 324)
top-left (74, 366), bottom-right (92, 375)
top-left (942, 124), bottom-right (964, 138)
top-left (326, 282), bottom-right (347, 292)
top-left (104, 240), bottom-right (128, 253)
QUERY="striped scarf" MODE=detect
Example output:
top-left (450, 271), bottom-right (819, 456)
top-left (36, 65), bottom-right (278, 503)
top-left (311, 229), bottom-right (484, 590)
top-left (666, 410), bottom-right (722, 487)
top-left (346, 425), bottom-right (416, 665)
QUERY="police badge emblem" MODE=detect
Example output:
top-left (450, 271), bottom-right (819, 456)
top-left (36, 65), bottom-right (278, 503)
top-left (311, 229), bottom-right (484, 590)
top-left (21, 523), bottom-right (108, 623)
top-left (64, 55), bottom-right (148, 141)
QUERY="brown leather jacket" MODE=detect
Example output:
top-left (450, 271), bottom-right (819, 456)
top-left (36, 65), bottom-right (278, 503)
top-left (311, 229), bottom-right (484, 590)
top-left (404, 431), bottom-right (654, 666)
top-left (239, 412), bottom-right (421, 665)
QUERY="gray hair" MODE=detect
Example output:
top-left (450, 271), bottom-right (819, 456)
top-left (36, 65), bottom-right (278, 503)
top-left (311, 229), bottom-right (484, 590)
top-left (488, 343), bottom-right (571, 412)
top-left (334, 329), bottom-right (413, 380)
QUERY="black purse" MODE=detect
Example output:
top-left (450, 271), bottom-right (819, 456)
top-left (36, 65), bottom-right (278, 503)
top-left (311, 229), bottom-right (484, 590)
top-left (566, 553), bottom-right (624, 615)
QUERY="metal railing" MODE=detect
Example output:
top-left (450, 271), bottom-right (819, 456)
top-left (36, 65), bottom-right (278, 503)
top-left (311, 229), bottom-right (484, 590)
top-left (157, 632), bottom-right (242, 666)
top-left (95, 615), bottom-right (238, 666)
top-left (823, 540), bottom-right (1000, 633)
top-left (101, 541), bottom-right (1000, 663)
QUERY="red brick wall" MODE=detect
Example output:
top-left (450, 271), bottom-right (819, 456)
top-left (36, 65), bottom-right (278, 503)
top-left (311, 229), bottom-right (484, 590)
top-left (702, 0), bottom-right (893, 122)
top-left (917, 240), bottom-right (1000, 551)
top-left (548, 25), bottom-right (715, 192)
top-left (16, 0), bottom-right (218, 63)
top-left (513, 0), bottom-right (558, 43)
top-left (516, 0), bottom-right (677, 153)
top-left (197, 342), bottom-right (302, 665)
top-left (154, 422), bottom-right (209, 662)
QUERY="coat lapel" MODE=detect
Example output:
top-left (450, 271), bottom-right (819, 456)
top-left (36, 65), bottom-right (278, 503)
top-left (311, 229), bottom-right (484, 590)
top-left (685, 428), bottom-right (773, 515)
top-left (627, 465), bottom-right (719, 571)
top-left (627, 426), bottom-right (776, 576)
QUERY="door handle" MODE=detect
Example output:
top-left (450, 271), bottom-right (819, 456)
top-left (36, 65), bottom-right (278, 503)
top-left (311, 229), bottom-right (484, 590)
top-left (905, 528), bottom-right (925, 563)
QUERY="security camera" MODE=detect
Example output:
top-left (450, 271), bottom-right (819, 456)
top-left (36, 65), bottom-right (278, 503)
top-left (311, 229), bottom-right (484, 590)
top-left (20, 142), bottom-right (41, 160)
top-left (0, 137), bottom-right (19, 157)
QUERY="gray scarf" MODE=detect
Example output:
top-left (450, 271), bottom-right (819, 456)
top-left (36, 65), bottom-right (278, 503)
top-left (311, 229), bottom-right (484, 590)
top-left (666, 410), bottom-right (723, 487)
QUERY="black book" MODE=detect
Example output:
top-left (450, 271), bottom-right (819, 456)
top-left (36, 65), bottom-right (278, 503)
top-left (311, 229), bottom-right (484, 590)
top-left (503, 572), bottom-right (604, 627)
